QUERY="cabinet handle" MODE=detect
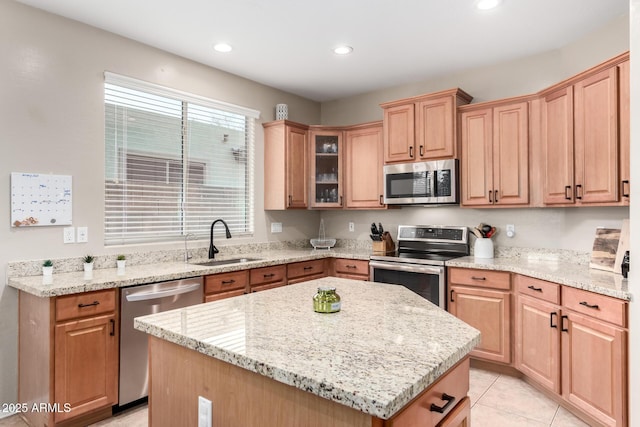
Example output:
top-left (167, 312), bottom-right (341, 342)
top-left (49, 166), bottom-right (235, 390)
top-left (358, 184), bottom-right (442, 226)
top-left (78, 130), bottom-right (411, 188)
top-left (471, 276), bottom-right (486, 281)
top-left (561, 315), bottom-right (569, 332)
top-left (78, 300), bottom-right (100, 308)
top-left (221, 279), bottom-right (236, 285)
top-left (379, 195), bottom-right (384, 205)
top-left (527, 285), bottom-right (543, 292)
top-left (579, 301), bottom-right (599, 310)
top-left (575, 185), bottom-right (583, 200)
top-left (430, 393), bottom-right (455, 413)
top-left (419, 145), bottom-right (424, 157)
top-left (339, 196), bottom-right (343, 206)
top-left (346, 265), bottom-right (357, 269)
top-left (488, 190), bottom-right (493, 203)
top-left (494, 189), bottom-right (499, 203)
top-left (409, 146), bottom-right (414, 158)
top-left (622, 180), bottom-right (630, 198)
top-left (450, 289), bottom-right (455, 302)
top-left (288, 195), bottom-right (292, 206)
top-left (550, 312), bottom-right (558, 328)
top-left (303, 266), bottom-right (314, 271)
top-left (264, 273), bottom-right (275, 278)
top-left (109, 319), bottom-right (115, 336)
top-left (565, 186), bottom-right (572, 200)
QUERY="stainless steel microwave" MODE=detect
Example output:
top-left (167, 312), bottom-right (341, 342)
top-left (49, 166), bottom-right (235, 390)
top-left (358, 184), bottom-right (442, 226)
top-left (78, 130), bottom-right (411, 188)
top-left (383, 159), bottom-right (458, 205)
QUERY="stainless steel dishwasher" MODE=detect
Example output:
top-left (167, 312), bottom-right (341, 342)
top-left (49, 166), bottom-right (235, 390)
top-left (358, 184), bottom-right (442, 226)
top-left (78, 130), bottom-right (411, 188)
top-left (119, 277), bottom-right (203, 407)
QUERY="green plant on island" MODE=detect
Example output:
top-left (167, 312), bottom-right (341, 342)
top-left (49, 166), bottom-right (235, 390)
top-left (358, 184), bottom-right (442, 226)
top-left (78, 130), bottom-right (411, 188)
top-left (83, 255), bottom-right (95, 264)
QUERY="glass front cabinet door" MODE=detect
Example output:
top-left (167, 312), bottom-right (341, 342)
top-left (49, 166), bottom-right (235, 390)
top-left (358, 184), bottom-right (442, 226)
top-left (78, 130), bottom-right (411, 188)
top-left (310, 129), bottom-right (343, 208)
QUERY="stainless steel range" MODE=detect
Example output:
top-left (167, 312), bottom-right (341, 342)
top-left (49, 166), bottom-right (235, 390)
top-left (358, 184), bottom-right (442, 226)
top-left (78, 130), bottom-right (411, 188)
top-left (369, 225), bottom-right (469, 309)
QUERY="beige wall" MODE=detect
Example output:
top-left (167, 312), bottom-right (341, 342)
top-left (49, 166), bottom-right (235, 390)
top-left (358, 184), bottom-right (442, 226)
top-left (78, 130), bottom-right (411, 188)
top-left (0, 0), bottom-right (321, 409)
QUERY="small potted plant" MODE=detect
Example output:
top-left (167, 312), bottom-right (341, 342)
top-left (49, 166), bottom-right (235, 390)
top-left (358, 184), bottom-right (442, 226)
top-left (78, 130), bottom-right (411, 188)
top-left (116, 254), bottom-right (126, 273)
top-left (42, 260), bottom-right (53, 276)
top-left (83, 255), bottom-right (95, 272)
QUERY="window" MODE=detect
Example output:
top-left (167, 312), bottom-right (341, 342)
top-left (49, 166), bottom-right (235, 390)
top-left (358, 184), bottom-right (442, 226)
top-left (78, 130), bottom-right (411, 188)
top-left (104, 73), bottom-right (259, 245)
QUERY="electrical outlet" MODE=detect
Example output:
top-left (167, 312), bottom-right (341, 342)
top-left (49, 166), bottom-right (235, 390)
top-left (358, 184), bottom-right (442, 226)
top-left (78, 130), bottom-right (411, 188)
top-left (348, 222), bottom-right (355, 232)
top-left (77, 226), bottom-right (88, 243)
top-left (271, 222), bottom-right (282, 233)
top-left (506, 224), bottom-right (515, 238)
top-left (63, 227), bottom-right (75, 244)
top-left (198, 396), bottom-right (212, 427)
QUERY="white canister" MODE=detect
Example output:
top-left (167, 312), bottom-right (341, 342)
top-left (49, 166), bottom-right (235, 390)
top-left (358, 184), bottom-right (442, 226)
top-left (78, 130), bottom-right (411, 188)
top-left (275, 104), bottom-right (288, 120)
top-left (474, 238), bottom-right (494, 259)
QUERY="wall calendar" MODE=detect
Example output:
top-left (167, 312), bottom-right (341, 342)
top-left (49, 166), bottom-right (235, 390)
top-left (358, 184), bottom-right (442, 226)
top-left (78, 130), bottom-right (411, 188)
top-left (11, 172), bottom-right (72, 227)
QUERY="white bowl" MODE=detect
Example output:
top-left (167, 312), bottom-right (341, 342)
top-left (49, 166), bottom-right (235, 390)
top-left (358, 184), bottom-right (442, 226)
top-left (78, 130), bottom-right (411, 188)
top-left (310, 238), bottom-right (336, 249)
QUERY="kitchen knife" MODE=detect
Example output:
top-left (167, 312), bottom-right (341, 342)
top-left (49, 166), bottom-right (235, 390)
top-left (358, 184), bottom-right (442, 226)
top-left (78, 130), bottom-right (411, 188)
top-left (378, 223), bottom-right (384, 235)
top-left (371, 223), bottom-right (379, 236)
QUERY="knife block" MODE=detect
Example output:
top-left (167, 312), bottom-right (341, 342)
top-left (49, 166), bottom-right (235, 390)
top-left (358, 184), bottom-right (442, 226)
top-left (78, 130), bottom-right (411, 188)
top-left (372, 232), bottom-right (395, 254)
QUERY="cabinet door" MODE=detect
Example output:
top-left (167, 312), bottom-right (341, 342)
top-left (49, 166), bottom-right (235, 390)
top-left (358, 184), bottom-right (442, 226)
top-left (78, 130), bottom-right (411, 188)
top-left (310, 130), bottom-right (343, 208)
top-left (286, 125), bottom-right (309, 208)
top-left (345, 124), bottom-right (385, 208)
top-left (574, 67), bottom-right (618, 204)
top-left (542, 86), bottom-right (574, 204)
top-left (416, 96), bottom-right (454, 159)
top-left (449, 286), bottom-right (511, 364)
top-left (618, 60), bottom-right (630, 205)
top-left (54, 314), bottom-right (118, 422)
top-left (561, 311), bottom-right (626, 426)
top-left (383, 103), bottom-right (415, 163)
top-left (514, 294), bottom-right (560, 394)
top-left (460, 108), bottom-right (493, 206)
top-left (493, 102), bottom-right (529, 205)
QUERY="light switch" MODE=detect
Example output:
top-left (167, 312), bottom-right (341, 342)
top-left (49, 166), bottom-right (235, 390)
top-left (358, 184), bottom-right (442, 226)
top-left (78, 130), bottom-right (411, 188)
top-left (63, 227), bottom-right (75, 244)
top-left (77, 226), bottom-right (88, 243)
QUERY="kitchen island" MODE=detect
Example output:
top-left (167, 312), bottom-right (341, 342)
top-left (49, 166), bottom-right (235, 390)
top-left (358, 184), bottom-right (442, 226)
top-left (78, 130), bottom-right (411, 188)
top-left (135, 277), bottom-right (480, 427)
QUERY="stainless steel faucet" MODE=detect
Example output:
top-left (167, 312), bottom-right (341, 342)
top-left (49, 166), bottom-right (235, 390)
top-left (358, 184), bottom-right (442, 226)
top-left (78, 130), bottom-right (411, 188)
top-left (209, 219), bottom-right (232, 259)
top-left (184, 233), bottom-right (196, 263)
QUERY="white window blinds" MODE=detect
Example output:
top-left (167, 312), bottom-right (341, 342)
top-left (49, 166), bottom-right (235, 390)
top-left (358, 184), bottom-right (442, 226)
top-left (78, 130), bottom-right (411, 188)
top-left (104, 73), bottom-right (258, 245)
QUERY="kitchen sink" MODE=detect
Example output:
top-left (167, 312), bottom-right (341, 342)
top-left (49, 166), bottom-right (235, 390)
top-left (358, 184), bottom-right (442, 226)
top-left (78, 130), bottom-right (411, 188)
top-left (192, 257), bottom-right (261, 267)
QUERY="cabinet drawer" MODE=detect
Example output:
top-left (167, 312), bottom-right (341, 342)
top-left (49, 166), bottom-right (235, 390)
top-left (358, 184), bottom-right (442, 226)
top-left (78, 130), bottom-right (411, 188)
top-left (205, 288), bottom-right (246, 302)
top-left (56, 289), bottom-right (116, 322)
top-left (250, 265), bottom-right (287, 286)
top-left (563, 287), bottom-right (627, 327)
top-left (515, 275), bottom-right (560, 304)
top-left (389, 358), bottom-right (469, 427)
top-left (448, 268), bottom-right (511, 290)
top-left (287, 259), bottom-right (326, 280)
top-left (334, 258), bottom-right (369, 277)
top-left (204, 270), bottom-right (248, 294)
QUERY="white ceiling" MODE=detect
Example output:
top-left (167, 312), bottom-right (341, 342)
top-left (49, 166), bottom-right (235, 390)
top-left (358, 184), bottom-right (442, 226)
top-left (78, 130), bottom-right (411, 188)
top-left (16, 0), bottom-right (628, 102)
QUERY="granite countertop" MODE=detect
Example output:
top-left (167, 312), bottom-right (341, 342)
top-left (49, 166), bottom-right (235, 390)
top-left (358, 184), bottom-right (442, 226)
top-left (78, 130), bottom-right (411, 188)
top-left (134, 277), bottom-right (481, 420)
top-left (446, 256), bottom-right (630, 301)
top-left (8, 248), bottom-right (371, 297)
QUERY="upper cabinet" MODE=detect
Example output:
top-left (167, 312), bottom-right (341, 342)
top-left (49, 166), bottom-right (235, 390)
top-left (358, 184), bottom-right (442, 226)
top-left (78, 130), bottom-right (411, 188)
top-left (344, 122), bottom-right (385, 209)
top-left (618, 60), bottom-right (630, 205)
top-left (459, 98), bottom-right (530, 207)
top-left (309, 128), bottom-right (344, 208)
top-left (540, 53), bottom-right (629, 206)
top-left (263, 120), bottom-right (309, 210)
top-left (381, 88), bottom-right (472, 163)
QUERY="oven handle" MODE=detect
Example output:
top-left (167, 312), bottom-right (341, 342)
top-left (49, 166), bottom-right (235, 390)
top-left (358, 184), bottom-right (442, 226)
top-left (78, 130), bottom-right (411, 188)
top-left (369, 260), bottom-right (445, 275)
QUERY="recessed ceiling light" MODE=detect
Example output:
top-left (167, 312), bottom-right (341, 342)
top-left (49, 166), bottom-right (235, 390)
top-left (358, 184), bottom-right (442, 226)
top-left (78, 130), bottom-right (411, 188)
top-left (476, 0), bottom-right (502, 10)
top-left (213, 43), bottom-right (233, 53)
top-left (333, 46), bottom-right (353, 55)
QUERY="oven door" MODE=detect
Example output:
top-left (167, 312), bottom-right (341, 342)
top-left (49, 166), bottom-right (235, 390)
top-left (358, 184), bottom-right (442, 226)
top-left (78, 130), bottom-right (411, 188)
top-left (369, 260), bottom-right (446, 309)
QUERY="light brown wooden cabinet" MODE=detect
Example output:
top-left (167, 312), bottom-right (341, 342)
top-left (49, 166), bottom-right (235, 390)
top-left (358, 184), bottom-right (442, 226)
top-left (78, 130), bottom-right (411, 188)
top-left (250, 265), bottom-right (287, 292)
top-left (540, 53), bottom-right (628, 206)
top-left (459, 99), bottom-right (530, 207)
top-left (381, 88), bottom-right (472, 163)
top-left (287, 259), bottom-right (327, 284)
top-left (618, 59), bottom-right (630, 205)
top-left (19, 289), bottom-right (119, 427)
top-left (448, 268), bottom-right (511, 364)
top-left (263, 120), bottom-right (309, 209)
top-left (204, 270), bottom-right (249, 302)
top-left (513, 274), bottom-right (628, 426)
top-left (345, 122), bottom-right (386, 209)
top-left (331, 258), bottom-right (370, 280)
top-left (310, 128), bottom-right (344, 208)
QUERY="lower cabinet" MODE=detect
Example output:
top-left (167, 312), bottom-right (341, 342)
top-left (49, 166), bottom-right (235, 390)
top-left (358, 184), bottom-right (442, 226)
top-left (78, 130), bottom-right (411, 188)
top-left (204, 270), bottom-right (249, 302)
top-left (448, 268), bottom-right (512, 364)
top-left (514, 275), bottom-right (628, 427)
top-left (250, 265), bottom-right (287, 292)
top-left (331, 258), bottom-right (370, 280)
top-left (287, 259), bottom-right (327, 284)
top-left (19, 289), bottom-right (119, 427)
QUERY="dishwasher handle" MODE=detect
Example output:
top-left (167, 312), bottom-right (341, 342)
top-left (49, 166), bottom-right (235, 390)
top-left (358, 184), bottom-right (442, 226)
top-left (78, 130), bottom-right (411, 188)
top-left (125, 282), bottom-right (201, 302)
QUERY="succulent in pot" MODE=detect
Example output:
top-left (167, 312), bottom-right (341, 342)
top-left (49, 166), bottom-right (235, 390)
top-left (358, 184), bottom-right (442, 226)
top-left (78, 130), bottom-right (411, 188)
top-left (83, 255), bottom-right (95, 273)
top-left (116, 254), bottom-right (126, 273)
top-left (42, 260), bottom-right (53, 276)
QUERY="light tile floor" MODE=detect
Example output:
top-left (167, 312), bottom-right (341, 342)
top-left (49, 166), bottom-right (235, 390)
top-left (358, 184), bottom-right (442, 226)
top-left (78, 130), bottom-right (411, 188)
top-left (0, 368), bottom-right (591, 426)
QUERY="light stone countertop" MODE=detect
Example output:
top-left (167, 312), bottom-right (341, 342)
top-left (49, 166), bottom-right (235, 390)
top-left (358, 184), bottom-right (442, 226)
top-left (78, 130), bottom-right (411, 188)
top-left (133, 277), bottom-right (481, 420)
top-left (446, 256), bottom-right (631, 301)
top-left (8, 248), bottom-right (371, 297)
